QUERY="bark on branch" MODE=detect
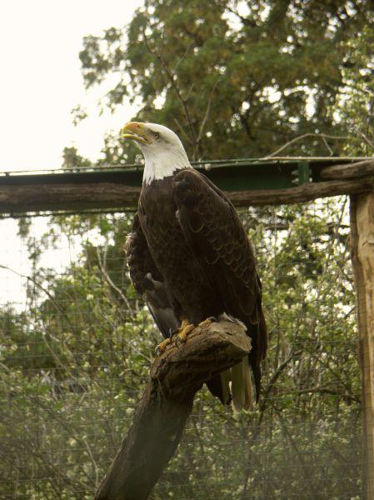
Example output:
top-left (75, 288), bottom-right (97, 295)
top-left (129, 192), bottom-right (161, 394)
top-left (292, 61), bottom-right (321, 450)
top-left (95, 320), bottom-right (251, 500)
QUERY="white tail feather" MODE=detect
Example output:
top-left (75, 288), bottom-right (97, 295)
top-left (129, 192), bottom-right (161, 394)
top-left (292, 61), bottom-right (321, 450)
top-left (242, 357), bottom-right (253, 410)
top-left (231, 362), bottom-right (245, 412)
top-left (230, 359), bottom-right (253, 412)
top-left (220, 369), bottom-right (231, 405)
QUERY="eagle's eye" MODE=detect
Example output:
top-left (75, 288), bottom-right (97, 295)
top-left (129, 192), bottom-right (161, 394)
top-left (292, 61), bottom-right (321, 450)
top-left (153, 132), bottom-right (160, 140)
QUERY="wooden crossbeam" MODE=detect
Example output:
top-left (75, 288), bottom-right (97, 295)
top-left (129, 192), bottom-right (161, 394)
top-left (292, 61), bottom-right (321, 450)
top-left (0, 158), bottom-right (373, 214)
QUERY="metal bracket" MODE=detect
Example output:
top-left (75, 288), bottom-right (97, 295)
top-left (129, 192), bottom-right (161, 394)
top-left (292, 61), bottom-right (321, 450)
top-left (291, 161), bottom-right (311, 185)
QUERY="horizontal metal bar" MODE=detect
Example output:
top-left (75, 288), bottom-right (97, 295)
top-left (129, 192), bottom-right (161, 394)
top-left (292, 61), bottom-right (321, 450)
top-left (0, 157), bottom-right (370, 215)
top-left (0, 157), bottom-right (368, 178)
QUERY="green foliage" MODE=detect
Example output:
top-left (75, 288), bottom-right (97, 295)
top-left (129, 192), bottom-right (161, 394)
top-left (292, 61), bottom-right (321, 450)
top-left (337, 25), bottom-right (374, 156)
top-left (0, 202), bottom-right (361, 499)
top-left (62, 146), bottom-right (92, 170)
top-left (77, 0), bottom-right (373, 162)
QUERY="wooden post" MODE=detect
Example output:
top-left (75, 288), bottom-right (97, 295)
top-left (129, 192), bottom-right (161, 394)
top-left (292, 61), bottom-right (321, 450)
top-left (350, 193), bottom-right (374, 500)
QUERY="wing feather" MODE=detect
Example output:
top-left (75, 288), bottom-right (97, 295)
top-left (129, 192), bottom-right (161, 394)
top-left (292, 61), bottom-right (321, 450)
top-left (125, 214), bottom-right (178, 338)
top-left (172, 169), bottom-right (267, 397)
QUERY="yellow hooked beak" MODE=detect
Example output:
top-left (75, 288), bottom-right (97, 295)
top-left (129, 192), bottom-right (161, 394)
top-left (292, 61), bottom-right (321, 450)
top-left (121, 122), bottom-right (150, 145)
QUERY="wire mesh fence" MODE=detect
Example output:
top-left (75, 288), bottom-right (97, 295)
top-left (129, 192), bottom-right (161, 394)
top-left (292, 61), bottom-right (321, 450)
top-left (0, 196), bottom-right (363, 499)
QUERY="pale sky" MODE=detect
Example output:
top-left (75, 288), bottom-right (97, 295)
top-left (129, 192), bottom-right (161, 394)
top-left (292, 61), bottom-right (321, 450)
top-left (0, 0), bottom-right (144, 307)
top-left (0, 0), bottom-right (143, 172)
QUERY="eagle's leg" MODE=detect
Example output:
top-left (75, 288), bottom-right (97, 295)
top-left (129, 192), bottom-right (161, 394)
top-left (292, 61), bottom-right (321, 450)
top-left (155, 337), bottom-right (171, 354)
top-left (175, 318), bottom-right (195, 346)
top-left (198, 316), bottom-right (216, 328)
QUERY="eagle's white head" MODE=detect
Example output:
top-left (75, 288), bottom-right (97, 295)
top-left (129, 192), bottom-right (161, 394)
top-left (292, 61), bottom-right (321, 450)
top-left (121, 122), bottom-right (191, 185)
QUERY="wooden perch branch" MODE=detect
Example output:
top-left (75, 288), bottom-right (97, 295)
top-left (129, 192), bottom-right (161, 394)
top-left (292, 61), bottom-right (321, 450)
top-left (95, 320), bottom-right (251, 500)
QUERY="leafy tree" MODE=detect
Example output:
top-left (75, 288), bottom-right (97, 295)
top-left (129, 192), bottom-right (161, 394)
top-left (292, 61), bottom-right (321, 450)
top-left (78, 0), bottom-right (374, 161)
top-left (62, 146), bottom-right (92, 170)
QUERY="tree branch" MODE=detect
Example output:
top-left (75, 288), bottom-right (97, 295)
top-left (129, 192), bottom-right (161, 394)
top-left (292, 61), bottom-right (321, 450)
top-left (263, 133), bottom-right (350, 159)
top-left (95, 320), bottom-right (251, 500)
top-left (142, 31), bottom-right (198, 157)
top-left (196, 78), bottom-right (221, 145)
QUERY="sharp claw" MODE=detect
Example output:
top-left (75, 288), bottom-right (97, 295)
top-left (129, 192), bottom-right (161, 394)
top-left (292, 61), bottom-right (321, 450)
top-left (175, 332), bottom-right (188, 348)
top-left (169, 327), bottom-right (178, 341)
top-left (164, 320), bottom-right (195, 349)
top-left (177, 323), bottom-right (195, 344)
top-left (155, 338), bottom-right (171, 354)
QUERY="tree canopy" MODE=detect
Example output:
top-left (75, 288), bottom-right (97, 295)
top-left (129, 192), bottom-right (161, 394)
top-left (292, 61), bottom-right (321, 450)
top-left (78, 0), bottom-right (374, 162)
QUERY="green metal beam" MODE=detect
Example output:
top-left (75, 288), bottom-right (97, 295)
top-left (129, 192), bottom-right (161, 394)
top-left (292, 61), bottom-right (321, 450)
top-left (0, 157), bottom-right (370, 215)
top-left (0, 157), bottom-right (367, 191)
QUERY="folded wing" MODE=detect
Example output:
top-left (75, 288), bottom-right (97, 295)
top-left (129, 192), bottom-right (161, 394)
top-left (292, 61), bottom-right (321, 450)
top-left (125, 214), bottom-right (179, 338)
top-left (172, 169), bottom-right (267, 398)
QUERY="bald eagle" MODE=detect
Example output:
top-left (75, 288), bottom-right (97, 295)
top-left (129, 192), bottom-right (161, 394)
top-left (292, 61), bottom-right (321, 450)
top-left (122, 122), bottom-right (267, 410)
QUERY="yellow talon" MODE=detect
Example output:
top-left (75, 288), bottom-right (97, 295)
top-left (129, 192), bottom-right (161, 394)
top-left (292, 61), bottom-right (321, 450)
top-left (198, 317), bottom-right (215, 328)
top-left (155, 337), bottom-right (171, 354)
top-left (176, 319), bottom-right (195, 344)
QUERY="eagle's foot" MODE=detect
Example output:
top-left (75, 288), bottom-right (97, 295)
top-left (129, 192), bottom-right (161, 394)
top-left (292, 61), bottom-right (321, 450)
top-left (198, 316), bottom-right (216, 328)
top-left (175, 319), bottom-right (195, 347)
top-left (155, 338), bottom-right (171, 355)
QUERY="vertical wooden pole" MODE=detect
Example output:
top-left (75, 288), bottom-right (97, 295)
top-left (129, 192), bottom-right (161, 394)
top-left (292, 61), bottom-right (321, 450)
top-left (350, 193), bottom-right (374, 500)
